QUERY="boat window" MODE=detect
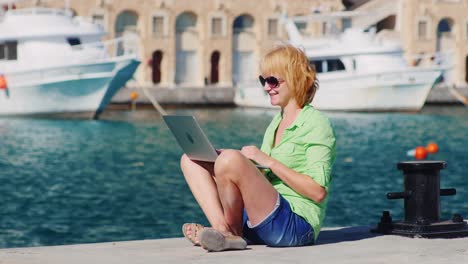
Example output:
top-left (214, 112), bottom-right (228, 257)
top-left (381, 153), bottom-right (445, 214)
top-left (310, 60), bottom-right (323, 73)
top-left (67, 37), bottom-right (82, 46)
top-left (327, 59), bottom-right (345, 72)
top-left (0, 41), bottom-right (17, 60)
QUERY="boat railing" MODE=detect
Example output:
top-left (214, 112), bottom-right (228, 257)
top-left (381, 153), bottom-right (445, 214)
top-left (7, 39), bottom-right (136, 82)
top-left (71, 15), bottom-right (105, 31)
top-left (6, 7), bottom-right (73, 17)
top-left (407, 51), bottom-right (453, 68)
top-left (70, 36), bottom-right (139, 62)
top-left (8, 37), bottom-right (137, 82)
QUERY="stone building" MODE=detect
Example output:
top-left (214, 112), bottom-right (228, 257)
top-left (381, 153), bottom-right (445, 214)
top-left (20, 0), bottom-right (345, 88)
top-left (401, 0), bottom-right (468, 86)
top-left (17, 0), bottom-right (468, 89)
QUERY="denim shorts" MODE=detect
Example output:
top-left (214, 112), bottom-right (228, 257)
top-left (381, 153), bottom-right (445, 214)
top-left (242, 194), bottom-right (315, 247)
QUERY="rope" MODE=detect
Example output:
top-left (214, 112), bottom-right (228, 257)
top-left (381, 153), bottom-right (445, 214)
top-left (139, 86), bottom-right (167, 116)
top-left (130, 78), bottom-right (167, 116)
top-left (448, 86), bottom-right (468, 106)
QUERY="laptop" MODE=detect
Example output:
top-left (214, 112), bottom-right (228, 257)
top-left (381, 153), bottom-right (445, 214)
top-left (163, 115), bottom-right (268, 169)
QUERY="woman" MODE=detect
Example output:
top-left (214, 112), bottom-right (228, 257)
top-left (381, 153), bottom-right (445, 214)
top-left (181, 44), bottom-right (336, 251)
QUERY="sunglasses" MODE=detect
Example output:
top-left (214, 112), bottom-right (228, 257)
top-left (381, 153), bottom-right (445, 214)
top-left (259, 75), bottom-right (284, 88)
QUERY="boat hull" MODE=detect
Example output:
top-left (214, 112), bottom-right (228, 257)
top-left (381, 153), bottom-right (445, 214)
top-left (234, 70), bottom-right (442, 112)
top-left (0, 58), bottom-right (140, 118)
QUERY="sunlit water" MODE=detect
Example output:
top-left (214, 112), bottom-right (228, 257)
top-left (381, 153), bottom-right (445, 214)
top-left (1, 105), bottom-right (467, 248)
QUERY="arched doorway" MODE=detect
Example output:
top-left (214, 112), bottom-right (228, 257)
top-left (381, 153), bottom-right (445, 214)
top-left (210, 51), bottom-right (220, 84)
top-left (436, 18), bottom-right (455, 84)
top-left (175, 12), bottom-right (200, 85)
top-left (376, 15), bottom-right (396, 33)
top-left (115, 10), bottom-right (138, 55)
top-left (232, 14), bottom-right (256, 85)
top-left (115, 10), bottom-right (138, 36)
top-left (465, 55), bottom-right (468, 83)
top-left (342, 0), bottom-right (355, 10)
top-left (436, 18), bottom-right (454, 52)
top-left (152, 50), bottom-right (163, 84)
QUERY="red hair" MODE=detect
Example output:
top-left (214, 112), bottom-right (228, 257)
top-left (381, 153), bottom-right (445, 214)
top-left (259, 44), bottom-right (318, 107)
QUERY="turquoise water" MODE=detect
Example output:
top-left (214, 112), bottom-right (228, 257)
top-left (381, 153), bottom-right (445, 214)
top-left (1, 106), bottom-right (468, 248)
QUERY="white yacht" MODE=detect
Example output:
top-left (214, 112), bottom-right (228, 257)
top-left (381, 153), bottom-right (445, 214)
top-left (0, 3), bottom-right (140, 118)
top-left (234, 14), bottom-right (445, 112)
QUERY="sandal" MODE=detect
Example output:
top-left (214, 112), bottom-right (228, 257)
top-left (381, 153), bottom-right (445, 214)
top-left (182, 223), bottom-right (204, 246)
top-left (199, 228), bottom-right (247, 252)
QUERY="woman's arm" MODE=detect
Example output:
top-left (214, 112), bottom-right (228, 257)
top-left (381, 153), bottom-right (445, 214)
top-left (268, 159), bottom-right (327, 203)
top-left (240, 146), bottom-right (327, 203)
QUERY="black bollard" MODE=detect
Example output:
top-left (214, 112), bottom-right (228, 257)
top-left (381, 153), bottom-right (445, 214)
top-left (373, 161), bottom-right (468, 238)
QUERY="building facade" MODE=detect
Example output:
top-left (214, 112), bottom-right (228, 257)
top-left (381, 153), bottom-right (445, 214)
top-left (19, 0), bottom-right (468, 87)
top-left (23, 0), bottom-right (344, 88)
top-left (401, 0), bottom-right (468, 86)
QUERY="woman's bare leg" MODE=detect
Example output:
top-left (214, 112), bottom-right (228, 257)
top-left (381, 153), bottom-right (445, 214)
top-left (214, 149), bottom-right (278, 235)
top-left (180, 154), bottom-right (231, 233)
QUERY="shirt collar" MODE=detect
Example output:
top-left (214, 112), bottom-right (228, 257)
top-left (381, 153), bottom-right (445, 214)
top-left (281, 104), bottom-right (313, 130)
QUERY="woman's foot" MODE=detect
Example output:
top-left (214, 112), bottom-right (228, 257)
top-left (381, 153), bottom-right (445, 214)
top-left (199, 228), bottom-right (247, 252)
top-left (182, 223), bottom-right (204, 246)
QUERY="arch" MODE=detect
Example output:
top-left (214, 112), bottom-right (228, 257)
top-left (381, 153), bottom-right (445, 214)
top-left (114, 10), bottom-right (138, 56)
top-left (342, 0), bottom-right (355, 10)
top-left (175, 11), bottom-right (197, 31)
top-left (233, 14), bottom-right (254, 33)
top-left (232, 14), bottom-right (256, 85)
top-left (436, 18), bottom-right (454, 36)
top-left (115, 10), bottom-right (138, 36)
top-left (210, 51), bottom-right (220, 84)
top-left (175, 11), bottom-right (200, 85)
top-left (152, 50), bottom-right (163, 84)
top-left (436, 17), bottom-right (454, 51)
top-left (436, 18), bottom-right (455, 84)
top-left (2, 3), bottom-right (16, 11)
top-left (465, 55), bottom-right (468, 83)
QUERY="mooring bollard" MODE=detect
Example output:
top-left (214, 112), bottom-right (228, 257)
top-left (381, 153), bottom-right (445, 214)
top-left (373, 161), bottom-right (468, 238)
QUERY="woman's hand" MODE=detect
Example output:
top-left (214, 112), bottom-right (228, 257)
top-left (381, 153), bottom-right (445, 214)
top-left (240, 145), bottom-right (273, 168)
top-left (241, 146), bottom-right (327, 203)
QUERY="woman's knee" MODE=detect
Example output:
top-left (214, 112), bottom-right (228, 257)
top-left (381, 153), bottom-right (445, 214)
top-left (214, 149), bottom-right (247, 178)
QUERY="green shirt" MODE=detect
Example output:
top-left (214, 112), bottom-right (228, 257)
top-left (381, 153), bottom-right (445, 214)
top-left (261, 105), bottom-right (336, 240)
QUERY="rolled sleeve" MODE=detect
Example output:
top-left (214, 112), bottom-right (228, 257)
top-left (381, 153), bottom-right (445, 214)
top-left (303, 144), bottom-right (334, 190)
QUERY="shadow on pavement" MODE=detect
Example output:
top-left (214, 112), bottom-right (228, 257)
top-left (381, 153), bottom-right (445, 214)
top-left (317, 226), bottom-right (383, 245)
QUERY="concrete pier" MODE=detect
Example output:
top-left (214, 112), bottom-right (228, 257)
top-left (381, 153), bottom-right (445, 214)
top-left (111, 84), bottom-right (468, 106)
top-left (426, 84), bottom-right (468, 104)
top-left (112, 85), bottom-right (236, 106)
top-left (1, 225), bottom-right (467, 264)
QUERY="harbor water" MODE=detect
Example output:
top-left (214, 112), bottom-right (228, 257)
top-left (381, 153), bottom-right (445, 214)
top-left (1, 106), bottom-right (468, 248)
